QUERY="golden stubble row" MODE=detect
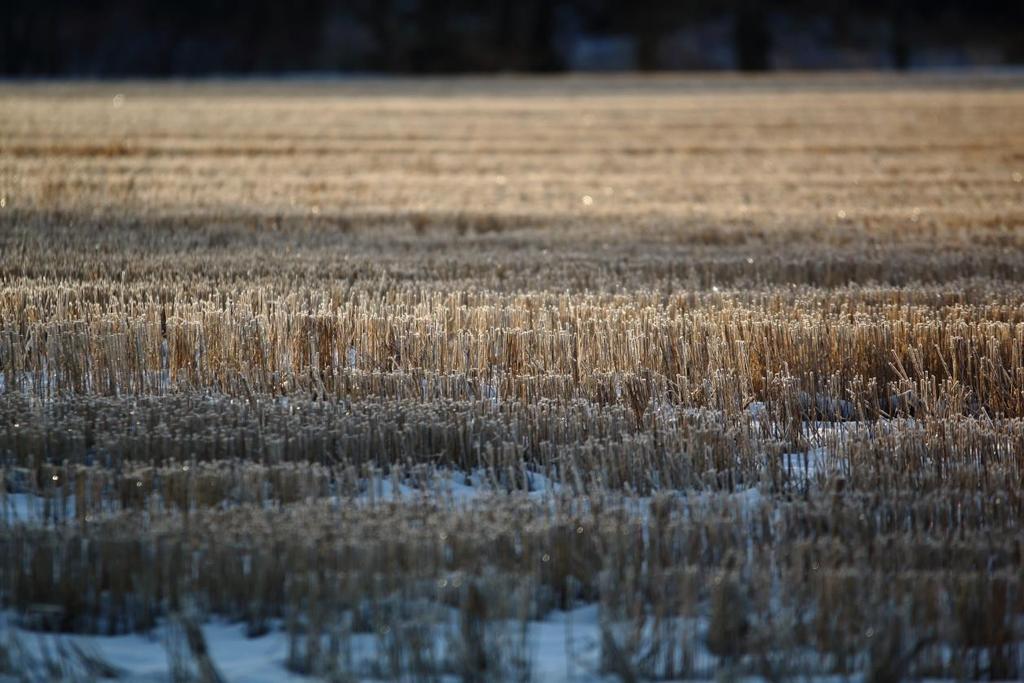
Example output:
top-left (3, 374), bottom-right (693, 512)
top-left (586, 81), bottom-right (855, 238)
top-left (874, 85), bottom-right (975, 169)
top-left (3, 286), bottom-right (1024, 416)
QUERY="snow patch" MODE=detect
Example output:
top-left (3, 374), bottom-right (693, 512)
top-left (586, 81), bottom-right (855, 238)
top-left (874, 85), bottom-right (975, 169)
top-left (2, 606), bottom-right (608, 683)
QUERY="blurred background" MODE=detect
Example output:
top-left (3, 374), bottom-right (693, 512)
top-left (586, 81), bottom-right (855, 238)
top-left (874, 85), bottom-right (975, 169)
top-left (3, 0), bottom-right (1023, 76)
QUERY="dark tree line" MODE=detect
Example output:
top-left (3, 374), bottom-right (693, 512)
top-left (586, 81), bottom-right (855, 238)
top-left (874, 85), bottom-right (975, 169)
top-left (3, 0), bottom-right (1022, 75)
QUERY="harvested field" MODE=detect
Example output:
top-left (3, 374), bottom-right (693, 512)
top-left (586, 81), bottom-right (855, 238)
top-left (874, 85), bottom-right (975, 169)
top-left (2, 73), bottom-right (1024, 680)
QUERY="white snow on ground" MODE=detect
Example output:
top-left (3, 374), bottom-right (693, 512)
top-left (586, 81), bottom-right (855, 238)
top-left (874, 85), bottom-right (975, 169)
top-left (358, 468), bottom-right (494, 504)
top-left (4, 606), bottom-right (900, 682)
top-left (1, 606), bottom-right (609, 683)
top-left (1, 493), bottom-right (34, 522)
top-left (746, 401), bottom-right (769, 420)
top-left (0, 492), bottom-right (77, 526)
top-left (351, 467), bottom-right (561, 506)
top-left (528, 604), bottom-right (606, 682)
top-left (746, 401), bottom-right (852, 480)
top-left (0, 403), bottom-right (877, 680)
top-left (3, 617), bottom-right (307, 683)
top-left (780, 447), bottom-right (836, 478)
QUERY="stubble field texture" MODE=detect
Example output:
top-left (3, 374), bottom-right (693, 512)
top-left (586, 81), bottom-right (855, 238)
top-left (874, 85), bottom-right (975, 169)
top-left (2, 73), bottom-right (1024, 681)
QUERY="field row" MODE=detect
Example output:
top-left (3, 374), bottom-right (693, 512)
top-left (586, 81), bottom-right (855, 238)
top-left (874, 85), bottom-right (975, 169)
top-left (3, 487), bottom-right (1020, 679)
